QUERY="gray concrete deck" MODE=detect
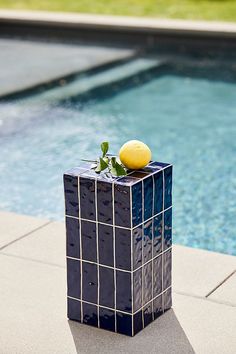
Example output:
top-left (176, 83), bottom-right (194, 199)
top-left (0, 38), bottom-right (134, 97)
top-left (0, 211), bottom-right (235, 353)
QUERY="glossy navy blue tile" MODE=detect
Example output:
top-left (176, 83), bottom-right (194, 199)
top-left (99, 308), bottom-right (115, 332)
top-left (153, 255), bottom-right (162, 297)
top-left (164, 208), bottom-right (172, 250)
top-left (115, 228), bottom-right (131, 271)
top-left (82, 262), bottom-right (98, 303)
top-left (83, 303), bottom-right (98, 327)
top-left (164, 166), bottom-right (172, 209)
top-left (143, 220), bottom-right (153, 263)
top-left (114, 184), bottom-right (131, 228)
top-left (116, 176), bottom-right (140, 186)
top-left (143, 262), bottom-right (152, 304)
top-left (144, 176), bottom-right (153, 221)
top-left (97, 181), bottom-right (113, 224)
top-left (98, 224), bottom-right (113, 267)
top-left (116, 271), bottom-right (132, 313)
top-left (67, 258), bottom-right (80, 299)
top-left (153, 294), bottom-right (163, 320)
top-left (164, 287), bottom-right (172, 311)
top-left (153, 171), bottom-right (163, 215)
top-left (150, 161), bottom-right (171, 169)
top-left (143, 303), bottom-right (152, 328)
top-left (133, 310), bottom-right (143, 335)
top-left (79, 176), bottom-right (95, 221)
top-left (132, 225), bottom-right (142, 270)
top-left (81, 220), bottom-right (97, 262)
top-left (163, 249), bottom-right (172, 290)
top-left (132, 181), bottom-right (142, 227)
top-left (67, 298), bottom-right (81, 322)
top-left (129, 171), bottom-right (149, 179)
top-left (64, 174), bottom-right (79, 217)
top-left (99, 267), bottom-right (114, 308)
top-left (133, 269), bottom-right (142, 312)
top-left (116, 312), bottom-right (132, 336)
top-left (66, 217), bottom-right (80, 258)
top-left (65, 167), bottom-right (88, 177)
top-left (153, 214), bottom-right (162, 256)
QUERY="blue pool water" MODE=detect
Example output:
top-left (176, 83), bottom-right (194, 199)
top-left (0, 60), bottom-right (236, 255)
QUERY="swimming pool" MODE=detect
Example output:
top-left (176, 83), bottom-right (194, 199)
top-left (0, 55), bottom-right (235, 255)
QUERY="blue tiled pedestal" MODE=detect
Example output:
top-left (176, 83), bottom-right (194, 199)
top-left (64, 161), bottom-right (172, 336)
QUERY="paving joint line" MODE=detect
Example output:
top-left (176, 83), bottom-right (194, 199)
top-left (205, 270), bottom-right (236, 298)
top-left (0, 220), bottom-right (52, 251)
top-left (174, 289), bottom-right (236, 308)
top-left (0, 251), bottom-right (65, 269)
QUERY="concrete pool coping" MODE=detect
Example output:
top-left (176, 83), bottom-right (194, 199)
top-left (0, 210), bottom-right (235, 353)
top-left (1, 10), bottom-right (236, 38)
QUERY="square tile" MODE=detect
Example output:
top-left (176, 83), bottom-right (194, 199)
top-left (132, 181), bottom-right (142, 227)
top-left (67, 297), bottom-right (81, 322)
top-left (98, 224), bottom-right (113, 267)
top-left (132, 225), bottom-right (143, 270)
top-left (115, 228), bottom-right (131, 271)
top-left (153, 170), bottom-right (163, 214)
top-left (114, 184), bottom-right (131, 228)
top-left (82, 262), bottom-right (98, 303)
top-left (163, 249), bottom-right (172, 290)
top-left (116, 312), bottom-right (132, 336)
top-left (99, 307), bottom-right (115, 332)
top-left (81, 220), bottom-right (97, 262)
top-left (143, 176), bottom-right (153, 220)
top-left (79, 177), bottom-right (96, 221)
top-left (164, 208), bottom-right (172, 250)
top-left (153, 213), bottom-right (162, 256)
top-left (116, 271), bottom-right (132, 313)
top-left (67, 258), bottom-right (80, 299)
top-left (133, 310), bottom-right (143, 335)
top-left (153, 294), bottom-right (163, 320)
top-left (143, 219), bottom-right (153, 263)
top-left (153, 255), bottom-right (162, 297)
top-left (66, 217), bottom-right (80, 259)
top-left (82, 302), bottom-right (98, 327)
top-left (97, 181), bottom-right (113, 224)
top-left (164, 287), bottom-right (172, 311)
top-left (143, 303), bottom-right (152, 328)
top-left (143, 262), bottom-right (152, 304)
top-left (64, 174), bottom-right (79, 217)
top-left (133, 268), bottom-right (142, 312)
top-left (99, 267), bottom-right (114, 308)
top-left (164, 166), bottom-right (172, 209)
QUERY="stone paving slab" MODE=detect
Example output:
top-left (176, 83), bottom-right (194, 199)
top-left (174, 293), bottom-right (236, 354)
top-left (0, 211), bottom-right (49, 249)
top-left (0, 253), bottom-right (194, 354)
top-left (173, 244), bottom-right (236, 297)
top-left (208, 272), bottom-right (236, 306)
top-left (2, 218), bottom-right (236, 299)
top-left (0, 38), bottom-right (134, 97)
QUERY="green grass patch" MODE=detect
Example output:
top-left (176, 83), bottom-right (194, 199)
top-left (0, 0), bottom-right (236, 22)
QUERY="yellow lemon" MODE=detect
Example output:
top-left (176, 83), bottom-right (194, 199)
top-left (119, 140), bottom-right (151, 170)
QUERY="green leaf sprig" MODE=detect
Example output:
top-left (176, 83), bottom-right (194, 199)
top-left (82, 141), bottom-right (127, 177)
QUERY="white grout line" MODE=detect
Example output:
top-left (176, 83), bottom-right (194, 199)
top-left (67, 246), bottom-right (172, 273)
top-left (151, 174), bottom-right (155, 321)
top-left (112, 182), bottom-right (117, 332)
top-left (78, 176), bottom-right (83, 323)
top-left (141, 180), bottom-right (144, 329)
top-left (162, 170), bottom-right (165, 313)
top-left (67, 286), bottom-right (172, 317)
top-left (65, 205), bottom-right (172, 230)
top-left (95, 178), bottom-right (100, 328)
top-left (130, 185), bottom-right (134, 336)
